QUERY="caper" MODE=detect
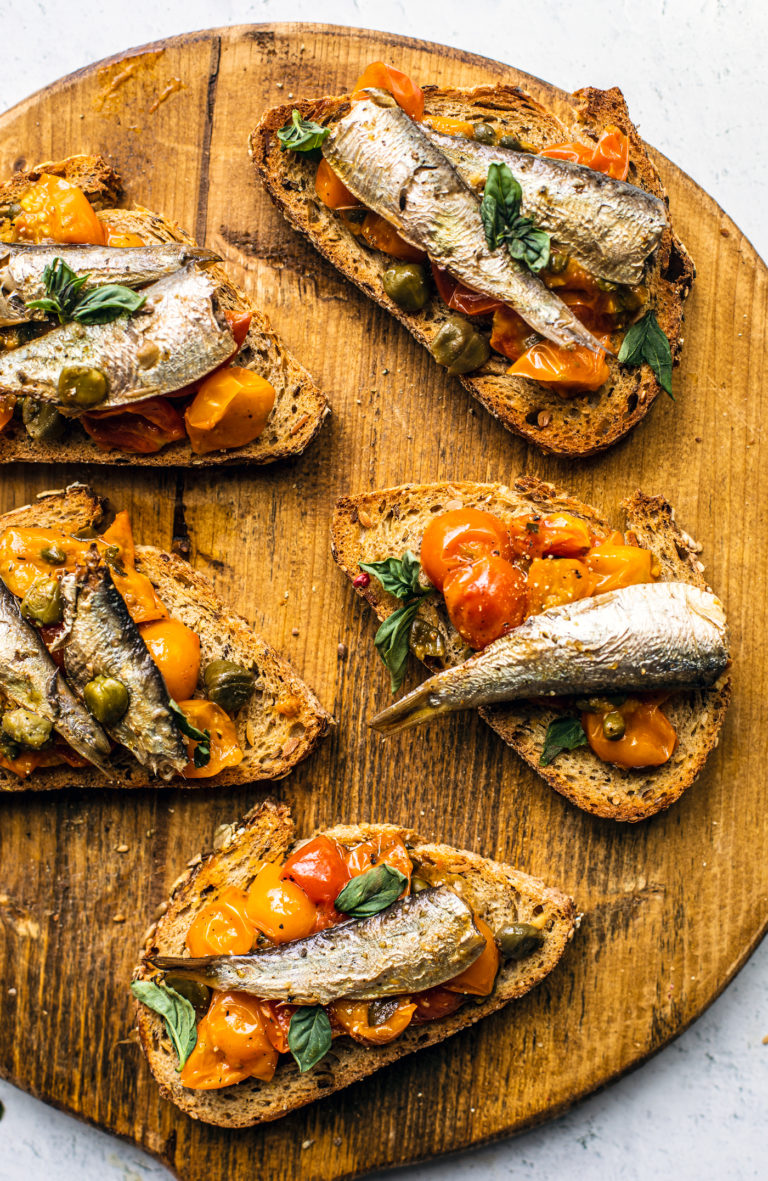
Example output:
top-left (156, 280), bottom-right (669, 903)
top-left (381, 262), bottom-right (429, 312)
top-left (22, 397), bottom-right (66, 441)
top-left (499, 134), bottom-right (522, 150)
top-left (547, 252), bottom-right (570, 275)
top-left (83, 675), bottom-right (129, 726)
top-left (163, 974), bottom-right (211, 1009)
top-left (497, 923), bottom-right (545, 961)
top-left (0, 202), bottom-right (23, 221)
top-left (20, 575), bottom-right (63, 625)
top-left (602, 711), bottom-right (626, 741)
top-left (410, 616), bottom-right (446, 663)
top-left (473, 122), bottom-right (496, 144)
top-left (70, 526), bottom-right (99, 541)
top-left (429, 315), bottom-right (491, 376)
top-left (203, 659), bottom-right (255, 713)
top-left (595, 277), bottom-right (620, 292)
top-left (2, 708), bottom-right (53, 750)
top-left (410, 874), bottom-right (431, 893)
top-left (40, 542), bottom-right (66, 565)
top-left (57, 365), bottom-right (108, 408)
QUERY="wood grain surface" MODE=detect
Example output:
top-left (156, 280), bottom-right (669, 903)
top-left (0, 22), bottom-right (765, 1181)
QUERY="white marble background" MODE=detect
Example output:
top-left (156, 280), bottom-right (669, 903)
top-left (0, 1), bottom-right (766, 1178)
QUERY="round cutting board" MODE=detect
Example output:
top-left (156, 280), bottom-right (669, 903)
top-left (0, 22), bottom-right (765, 1181)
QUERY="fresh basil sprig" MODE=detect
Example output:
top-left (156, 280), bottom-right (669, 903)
top-left (169, 700), bottom-right (211, 768)
top-left (277, 110), bottom-right (330, 154)
top-left (480, 162), bottom-right (550, 273)
top-left (540, 716), bottom-right (588, 766)
top-left (130, 980), bottom-right (197, 1070)
top-left (334, 863), bottom-right (408, 919)
top-left (359, 551), bottom-right (431, 693)
top-left (288, 1005), bottom-right (333, 1072)
top-left (26, 257), bottom-right (146, 325)
top-left (617, 310), bottom-right (674, 398)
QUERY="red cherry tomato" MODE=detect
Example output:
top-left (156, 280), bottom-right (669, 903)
top-left (224, 310), bottom-right (252, 349)
top-left (539, 128), bottom-right (630, 181)
top-left (345, 834), bottom-right (412, 883)
top-left (443, 555), bottom-right (527, 649)
top-left (81, 396), bottom-right (186, 454)
top-left (411, 987), bottom-right (464, 1024)
top-left (351, 62), bottom-right (424, 121)
top-left (431, 263), bottom-right (503, 317)
top-left (420, 508), bottom-right (513, 591)
top-left (315, 158), bottom-right (361, 210)
top-left (280, 835), bottom-right (351, 905)
top-left (507, 512), bottom-right (595, 560)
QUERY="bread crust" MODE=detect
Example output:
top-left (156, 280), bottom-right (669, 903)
top-left (330, 477), bottom-right (730, 821)
top-left (0, 156), bottom-right (329, 466)
top-left (134, 801), bottom-right (576, 1127)
top-left (250, 84), bottom-right (695, 457)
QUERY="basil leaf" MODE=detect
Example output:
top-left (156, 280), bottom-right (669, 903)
top-left (131, 980), bottom-right (197, 1069)
top-left (359, 550), bottom-right (423, 600)
top-left (539, 716), bottom-right (588, 766)
top-left (617, 310), bottom-right (674, 398)
top-left (72, 284), bottom-right (146, 324)
top-left (480, 162), bottom-right (522, 250)
top-left (288, 1005), bottom-right (333, 1072)
top-left (373, 599), bottom-right (423, 693)
top-left (25, 257), bottom-right (145, 326)
top-left (335, 863), bottom-right (408, 918)
top-left (26, 257), bottom-right (90, 323)
top-left (508, 218), bottom-right (550, 273)
top-left (168, 700), bottom-right (211, 768)
top-left (277, 110), bottom-right (330, 154)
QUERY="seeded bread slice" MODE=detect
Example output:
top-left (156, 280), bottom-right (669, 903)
top-left (134, 800), bottom-right (576, 1127)
top-left (251, 83), bottom-right (694, 457)
top-left (0, 155), bottom-right (328, 466)
top-left (0, 485), bottom-right (331, 791)
top-left (330, 477), bottom-right (730, 822)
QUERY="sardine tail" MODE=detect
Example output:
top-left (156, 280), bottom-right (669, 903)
top-left (370, 683), bottom-right (457, 735)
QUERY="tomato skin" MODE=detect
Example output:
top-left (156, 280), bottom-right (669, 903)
top-left (443, 916), bottom-right (499, 996)
top-left (178, 699), bottom-right (244, 779)
top-left (185, 886), bottom-right (254, 956)
top-left (331, 998), bottom-right (416, 1045)
top-left (245, 861), bottom-right (317, 944)
top-left (184, 368), bottom-right (276, 455)
top-left (422, 114), bottom-right (476, 138)
top-left (490, 305), bottom-right (534, 361)
top-left (508, 512), bottom-right (595, 560)
top-left (432, 264), bottom-right (503, 317)
top-left (360, 212), bottom-right (426, 261)
top-left (257, 1000), bottom-right (294, 1054)
top-left (443, 555), bottom-right (527, 649)
top-left (13, 174), bottom-right (105, 244)
top-left (352, 62), bottom-right (424, 121)
top-left (139, 617), bottom-right (201, 701)
top-left (411, 986), bottom-right (464, 1024)
top-left (584, 542), bottom-right (655, 593)
top-left (101, 225), bottom-right (145, 248)
top-left (0, 395), bottom-right (15, 433)
top-left (315, 158), bottom-right (361, 210)
top-left (280, 836), bottom-right (350, 905)
top-left (525, 557), bottom-right (595, 617)
top-left (507, 340), bottom-right (610, 393)
top-left (583, 697), bottom-right (676, 768)
top-left (345, 834), bottom-right (412, 883)
top-left (81, 396), bottom-right (186, 454)
top-left (539, 128), bottom-right (630, 181)
top-left (101, 510), bottom-right (168, 625)
top-left (420, 508), bottom-right (513, 592)
top-left (224, 310), bottom-right (252, 349)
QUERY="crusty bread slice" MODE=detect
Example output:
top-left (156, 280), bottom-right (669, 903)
top-left (0, 155), bottom-right (328, 466)
top-left (251, 84), bottom-right (694, 457)
top-left (0, 486), bottom-right (331, 791)
top-left (134, 800), bottom-right (576, 1127)
top-left (330, 477), bottom-right (730, 822)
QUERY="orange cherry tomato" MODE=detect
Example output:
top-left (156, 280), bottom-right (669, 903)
top-left (345, 834), bottom-right (413, 883)
top-left (0, 395), bottom-right (15, 433)
top-left (257, 1000), bottom-right (294, 1054)
top-left (184, 368), bottom-right (276, 456)
top-left (101, 225), bottom-right (145, 247)
top-left (0, 749), bottom-right (68, 779)
top-left (583, 697), bottom-right (677, 768)
top-left (81, 396), bottom-right (187, 454)
top-left (422, 114), bottom-right (476, 138)
top-left (360, 213), bottom-right (426, 262)
top-left (432, 263), bottom-right (503, 317)
top-left (179, 991), bottom-right (278, 1089)
top-left (508, 512), bottom-right (595, 560)
top-left (443, 916), bottom-right (499, 996)
top-left (352, 62), bottom-right (424, 122)
top-left (411, 986), bottom-right (464, 1024)
top-left (245, 861), bottom-right (317, 944)
top-left (178, 699), bottom-right (244, 779)
top-left (331, 998), bottom-right (416, 1045)
top-left (0, 525), bottom-right (91, 598)
top-left (584, 542), bottom-right (656, 593)
top-left (539, 128), bottom-right (630, 181)
top-left (315, 158), bottom-right (361, 210)
top-left (281, 835), bottom-right (350, 906)
top-left (139, 617), bottom-right (201, 701)
top-left (13, 174), bottom-right (106, 244)
top-left (490, 305), bottom-right (534, 361)
top-left (507, 340), bottom-right (610, 393)
top-left (420, 508), bottom-right (513, 592)
top-left (101, 510), bottom-right (168, 625)
top-left (178, 1030), bottom-right (253, 1090)
top-left (185, 886), bottom-right (254, 956)
top-left (443, 555), bottom-right (527, 650)
top-left (525, 557), bottom-right (596, 618)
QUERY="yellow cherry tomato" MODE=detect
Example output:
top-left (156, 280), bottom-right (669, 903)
top-left (443, 916), bottom-right (500, 995)
top-left (331, 998), bottom-right (416, 1045)
top-left (177, 699), bottom-right (244, 779)
top-left (179, 991), bottom-right (278, 1089)
top-left (100, 510), bottom-right (168, 624)
top-left (101, 224), bottom-right (145, 247)
top-left (245, 861), bottom-right (317, 944)
top-left (14, 174), bottom-right (105, 244)
top-left (184, 368), bottom-right (276, 455)
top-left (583, 697), bottom-right (677, 768)
top-left (139, 617), bottom-right (200, 701)
top-left (185, 886), bottom-right (254, 956)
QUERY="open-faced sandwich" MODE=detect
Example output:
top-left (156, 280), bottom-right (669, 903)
top-left (132, 800), bottom-right (575, 1126)
top-left (252, 62), bottom-right (693, 456)
top-left (0, 155), bottom-right (327, 463)
top-left (0, 485), bottom-right (329, 788)
top-left (331, 478), bottom-right (731, 821)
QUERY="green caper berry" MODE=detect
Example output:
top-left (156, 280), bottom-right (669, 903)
top-left (497, 923), bottom-right (545, 961)
top-left (20, 576), bottom-right (63, 626)
top-left (430, 316), bottom-right (491, 376)
top-left (1, 708), bottom-right (53, 750)
top-left (547, 252), bottom-right (570, 275)
top-left (163, 974), bottom-right (210, 1009)
top-left (70, 527), bottom-right (99, 541)
top-left (1, 202), bottom-right (23, 220)
top-left (40, 542), bottom-right (66, 565)
top-left (57, 365), bottom-right (108, 408)
top-left (83, 675), bottom-right (129, 726)
top-left (21, 397), bottom-right (66, 441)
top-left (473, 122), bottom-right (496, 144)
top-left (602, 711), bottom-right (626, 741)
top-left (381, 262), bottom-right (429, 312)
top-left (409, 616), bottom-right (446, 663)
top-left (499, 134), bottom-right (522, 150)
top-left (203, 659), bottom-right (255, 713)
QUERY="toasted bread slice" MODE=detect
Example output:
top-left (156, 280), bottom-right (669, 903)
top-left (0, 155), bottom-right (328, 466)
top-left (251, 84), bottom-right (694, 457)
top-left (0, 486), bottom-right (331, 791)
top-left (134, 800), bottom-right (576, 1127)
top-left (330, 478), bottom-right (730, 822)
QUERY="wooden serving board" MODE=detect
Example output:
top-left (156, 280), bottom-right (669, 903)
top-left (0, 22), bottom-right (765, 1181)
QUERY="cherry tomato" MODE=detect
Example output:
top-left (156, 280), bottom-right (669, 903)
top-left (315, 158), bottom-right (361, 210)
top-left (224, 310), bottom-right (252, 349)
top-left (351, 62), bottom-right (424, 121)
top-left (13, 174), bottom-right (105, 244)
top-left (432, 263), bottom-right (503, 317)
top-left (490, 305), bottom-right (534, 361)
top-left (584, 542), bottom-right (655, 593)
top-left (411, 986), bottom-right (464, 1024)
top-left (100, 510), bottom-right (168, 625)
top-left (184, 367), bottom-right (276, 455)
top-left (345, 834), bottom-right (412, 883)
top-left (420, 508), bottom-right (513, 592)
top-left (525, 557), bottom-right (595, 618)
top-left (139, 617), bottom-right (201, 701)
top-left (508, 512), bottom-right (594, 560)
top-left (245, 861), bottom-right (317, 944)
top-left (178, 699), bottom-right (244, 779)
top-left (280, 835), bottom-right (350, 905)
top-left (331, 998), bottom-right (416, 1045)
top-left (257, 1000), bottom-right (294, 1054)
top-left (539, 128), bottom-right (630, 181)
top-left (82, 396), bottom-right (186, 454)
top-left (179, 992), bottom-right (277, 1089)
top-left (443, 916), bottom-right (500, 995)
top-left (0, 749), bottom-right (67, 779)
top-left (101, 225), bottom-right (145, 247)
top-left (360, 213), bottom-right (426, 261)
top-left (443, 555), bottom-right (527, 649)
top-left (583, 697), bottom-right (676, 768)
top-left (185, 886), bottom-right (254, 956)
top-left (507, 340), bottom-right (610, 393)
top-left (422, 114), bottom-right (476, 138)
top-left (0, 395), bottom-right (15, 433)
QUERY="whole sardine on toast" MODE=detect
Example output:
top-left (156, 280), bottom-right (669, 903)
top-left (63, 567), bottom-right (187, 777)
top-left (0, 263), bottom-right (238, 410)
top-left (371, 582), bottom-right (729, 734)
top-left (150, 887), bottom-right (484, 1004)
top-left (424, 129), bottom-right (668, 287)
top-left (0, 243), bottom-right (221, 326)
top-left (0, 576), bottom-right (111, 770)
top-left (323, 91), bottom-right (604, 354)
